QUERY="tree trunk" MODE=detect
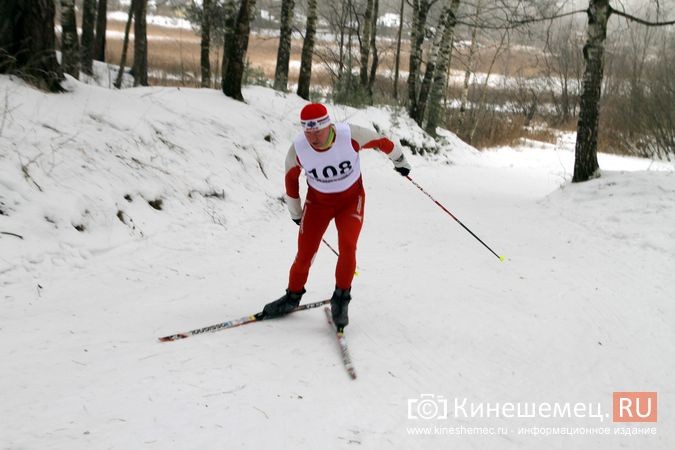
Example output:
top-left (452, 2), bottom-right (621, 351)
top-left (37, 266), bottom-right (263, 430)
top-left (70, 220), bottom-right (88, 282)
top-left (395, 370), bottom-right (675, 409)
top-left (367, 0), bottom-right (379, 100)
top-left (273, 0), bottom-right (294, 91)
top-left (393, 0), bottom-right (404, 100)
top-left (222, 0), bottom-right (256, 101)
top-left (414, 2), bottom-right (452, 125)
top-left (94, 0), bottom-right (107, 62)
top-left (221, 0), bottom-right (236, 90)
top-left (114, 0), bottom-right (134, 89)
top-left (0, 0), bottom-right (64, 92)
top-left (425, 0), bottom-right (460, 136)
top-left (460, 0), bottom-right (481, 115)
top-left (60, 0), bottom-right (80, 79)
top-left (359, 0), bottom-right (374, 89)
top-left (81, 0), bottom-right (97, 75)
top-left (132, 0), bottom-right (148, 86)
top-left (573, 0), bottom-right (610, 183)
top-left (297, 0), bottom-right (317, 100)
top-left (201, 0), bottom-right (212, 88)
top-left (337, 0), bottom-right (347, 78)
top-left (407, 0), bottom-right (431, 121)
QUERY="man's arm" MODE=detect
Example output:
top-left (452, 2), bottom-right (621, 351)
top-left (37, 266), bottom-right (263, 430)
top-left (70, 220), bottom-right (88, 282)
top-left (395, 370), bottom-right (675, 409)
top-left (348, 124), bottom-right (411, 176)
top-left (284, 144), bottom-right (303, 222)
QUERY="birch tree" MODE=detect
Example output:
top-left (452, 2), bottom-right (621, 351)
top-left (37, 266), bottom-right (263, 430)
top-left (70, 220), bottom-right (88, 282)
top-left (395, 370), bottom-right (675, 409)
top-left (459, 0), bottom-right (481, 115)
top-left (413, 1), bottom-right (455, 125)
top-left (407, 0), bottom-right (435, 121)
top-left (534, 0), bottom-right (675, 181)
top-left (425, 0), bottom-right (460, 135)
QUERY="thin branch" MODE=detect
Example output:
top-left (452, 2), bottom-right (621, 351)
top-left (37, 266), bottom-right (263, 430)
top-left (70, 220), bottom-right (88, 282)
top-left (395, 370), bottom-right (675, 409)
top-left (610, 7), bottom-right (675, 26)
top-left (456, 8), bottom-right (587, 30)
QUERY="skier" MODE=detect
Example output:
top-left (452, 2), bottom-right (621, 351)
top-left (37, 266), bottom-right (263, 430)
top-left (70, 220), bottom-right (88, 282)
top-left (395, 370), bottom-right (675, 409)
top-left (261, 103), bottom-right (411, 329)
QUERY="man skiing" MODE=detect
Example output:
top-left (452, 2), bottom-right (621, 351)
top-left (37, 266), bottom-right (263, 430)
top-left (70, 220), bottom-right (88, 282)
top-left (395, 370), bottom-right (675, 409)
top-left (262, 103), bottom-right (411, 329)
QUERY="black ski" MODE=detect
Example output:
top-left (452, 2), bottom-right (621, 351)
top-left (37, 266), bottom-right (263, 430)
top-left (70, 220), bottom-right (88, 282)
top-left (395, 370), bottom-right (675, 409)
top-left (158, 299), bottom-right (330, 342)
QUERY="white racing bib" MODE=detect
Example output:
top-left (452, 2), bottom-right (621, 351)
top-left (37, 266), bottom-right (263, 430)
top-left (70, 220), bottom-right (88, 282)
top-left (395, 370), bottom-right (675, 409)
top-left (294, 122), bottom-right (362, 193)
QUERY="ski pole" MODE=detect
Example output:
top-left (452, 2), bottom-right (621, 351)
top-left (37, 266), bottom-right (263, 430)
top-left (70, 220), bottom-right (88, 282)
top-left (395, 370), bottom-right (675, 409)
top-left (296, 222), bottom-right (359, 275)
top-left (405, 176), bottom-right (505, 262)
top-left (322, 238), bottom-right (360, 276)
top-left (322, 238), bottom-right (339, 257)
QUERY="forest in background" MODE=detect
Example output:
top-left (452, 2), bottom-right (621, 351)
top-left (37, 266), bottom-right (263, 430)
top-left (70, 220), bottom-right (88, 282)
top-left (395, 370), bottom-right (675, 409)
top-left (2, 0), bottom-right (674, 182)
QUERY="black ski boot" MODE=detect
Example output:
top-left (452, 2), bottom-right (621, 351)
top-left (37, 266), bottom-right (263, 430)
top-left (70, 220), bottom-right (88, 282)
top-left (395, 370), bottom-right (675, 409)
top-left (330, 287), bottom-right (352, 330)
top-left (262, 289), bottom-right (305, 318)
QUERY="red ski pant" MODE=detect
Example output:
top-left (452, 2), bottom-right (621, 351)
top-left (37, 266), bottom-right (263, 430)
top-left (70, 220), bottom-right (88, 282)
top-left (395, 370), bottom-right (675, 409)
top-left (288, 181), bottom-right (365, 292)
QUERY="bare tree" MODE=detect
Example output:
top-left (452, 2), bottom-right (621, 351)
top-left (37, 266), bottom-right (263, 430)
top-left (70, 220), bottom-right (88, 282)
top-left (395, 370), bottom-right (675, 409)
top-left (407, 0), bottom-right (435, 122)
top-left (468, 31), bottom-right (508, 144)
top-left (114, 0), bottom-right (134, 89)
top-left (201, 0), bottom-right (212, 87)
top-left (359, 0), bottom-right (374, 89)
top-left (60, 0), bottom-right (80, 79)
top-left (476, 0), bottom-right (674, 181)
top-left (81, 0), bottom-right (97, 75)
top-left (94, 0), bottom-right (107, 62)
top-left (367, 0), bottom-right (380, 99)
top-left (459, 0), bottom-right (481, 115)
top-left (565, 0), bottom-right (674, 181)
top-left (221, 0), bottom-right (237, 89)
top-left (315, 0), bottom-right (363, 103)
top-left (222, 0), bottom-right (256, 101)
top-left (573, 0), bottom-right (610, 181)
top-left (273, 0), bottom-right (294, 91)
top-left (638, 33), bottom-right (675, 160)
top-left (425, 0), bottom-right (461, 135)
top-left (132, 0), bottom-right (148, 86)
top-left (297, 0), bottom-right (318, 100)
top-left (0, 0), bottom-right (64, 92)
top-left (413, 0), bottom-right (456, 125)
top-left (393, 0), bottom-right (405, 100)
top-left (542, 18), bottom-right (583, 124)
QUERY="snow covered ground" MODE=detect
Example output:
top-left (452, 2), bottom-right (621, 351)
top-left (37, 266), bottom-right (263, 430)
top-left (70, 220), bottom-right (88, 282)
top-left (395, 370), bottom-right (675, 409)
top-left (0, 74), bottom-right (673, 449)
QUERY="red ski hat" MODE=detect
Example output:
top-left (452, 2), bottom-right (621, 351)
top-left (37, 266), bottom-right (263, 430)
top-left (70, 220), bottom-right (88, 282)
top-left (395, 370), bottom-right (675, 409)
top-left (300, 103), bottom-right (331, 131)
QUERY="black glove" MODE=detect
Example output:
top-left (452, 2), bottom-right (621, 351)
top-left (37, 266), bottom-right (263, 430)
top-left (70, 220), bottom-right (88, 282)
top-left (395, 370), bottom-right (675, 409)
top-left (293, 218), bottom-right (301, 226)
top-left (394, 166), bottom-right (410, 177)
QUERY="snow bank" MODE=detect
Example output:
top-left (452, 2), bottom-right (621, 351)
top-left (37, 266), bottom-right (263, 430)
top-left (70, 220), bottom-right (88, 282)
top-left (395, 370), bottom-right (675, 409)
top-left (0, 74), bottom-right (454, 286)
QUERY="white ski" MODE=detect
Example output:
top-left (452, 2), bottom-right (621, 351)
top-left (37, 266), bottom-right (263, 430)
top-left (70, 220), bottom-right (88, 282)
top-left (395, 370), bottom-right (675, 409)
top-left (324, 307), bottom-right (357, 380)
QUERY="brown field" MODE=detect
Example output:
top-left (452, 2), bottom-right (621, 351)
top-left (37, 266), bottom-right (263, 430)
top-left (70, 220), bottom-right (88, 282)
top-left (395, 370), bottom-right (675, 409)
top-left (102, 19), bottom-right (545, 89)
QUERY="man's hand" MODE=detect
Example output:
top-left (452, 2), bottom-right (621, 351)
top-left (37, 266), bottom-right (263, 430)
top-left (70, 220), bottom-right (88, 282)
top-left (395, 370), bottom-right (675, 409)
top-left (392, 154), bottom-right (411, 177)
top-left (394, 166), bottom-right (410, 177)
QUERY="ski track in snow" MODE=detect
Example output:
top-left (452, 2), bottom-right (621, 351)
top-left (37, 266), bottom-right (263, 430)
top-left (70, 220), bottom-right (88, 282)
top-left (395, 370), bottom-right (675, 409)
top-left (1, 72), bottom-right (674, 449)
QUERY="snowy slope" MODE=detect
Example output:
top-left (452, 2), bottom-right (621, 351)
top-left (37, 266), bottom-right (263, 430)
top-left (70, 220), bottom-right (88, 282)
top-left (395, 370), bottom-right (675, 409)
top-left (1, 74), bottom-right (674, 449)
